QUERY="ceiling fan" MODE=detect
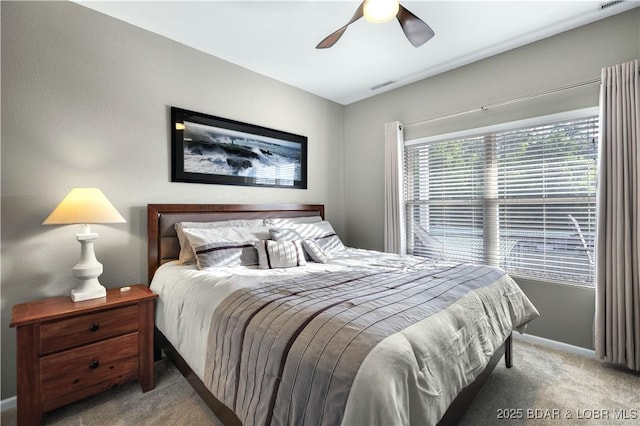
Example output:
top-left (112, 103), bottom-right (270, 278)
top-left (316, 0), bottom-right (435, 49)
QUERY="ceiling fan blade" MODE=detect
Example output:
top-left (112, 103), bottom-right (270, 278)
top-left (396, 4), bottom-right (434, 48)
top-left (316, 2), bottom-right (365, 49)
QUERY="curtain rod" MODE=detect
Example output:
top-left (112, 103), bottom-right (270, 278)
top-left (404, 77), bottom-right (601, 129)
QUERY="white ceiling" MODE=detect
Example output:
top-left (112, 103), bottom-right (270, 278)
top-left (77, 1), bottom-right (638, 105)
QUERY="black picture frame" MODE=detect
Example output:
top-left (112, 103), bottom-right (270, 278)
top-left (171, 107), bottom-right (308, 189)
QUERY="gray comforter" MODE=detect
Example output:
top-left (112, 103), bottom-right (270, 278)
top-left (204, 263), bottom-right (538, 425)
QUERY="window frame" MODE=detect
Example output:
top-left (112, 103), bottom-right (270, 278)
top-left (404, 107), bottom-right (599, 287)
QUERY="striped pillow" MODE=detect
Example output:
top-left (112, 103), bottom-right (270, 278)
top-left (256, 240), bottom-right (307, 269)
top-left (301, 239), bottom-right (329, 264)
top-left (175, 219), bottom-right (264, 264)
top-left (263, 216), bottom-right (323, 227)
top-left (181, 226), bottom-right (269, 269)
top-left (270, 221), bottom-right (345, 255)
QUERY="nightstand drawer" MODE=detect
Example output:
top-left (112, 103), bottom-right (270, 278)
top-left (40, 304), bottom-right (139, 354)
top-left (40, 333), bottom-right (139, 406)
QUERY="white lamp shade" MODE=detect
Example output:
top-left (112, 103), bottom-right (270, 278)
top-left (43, 188), bottom-right (126, 225)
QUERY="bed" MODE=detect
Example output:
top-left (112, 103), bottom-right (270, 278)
top-left (147, 203), bottom-right (538, 425)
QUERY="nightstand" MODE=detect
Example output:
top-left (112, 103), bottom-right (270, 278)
top-left (10, 284), bottom-right (158, 426)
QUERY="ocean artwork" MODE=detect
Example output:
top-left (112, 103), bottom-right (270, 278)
top-left (183, 121), bottom-right (301, 186)
top-left (171, 107), bottom-right (307, 189)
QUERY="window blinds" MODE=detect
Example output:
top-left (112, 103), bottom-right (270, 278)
top-left (404, 113), bottom-right (599, 286)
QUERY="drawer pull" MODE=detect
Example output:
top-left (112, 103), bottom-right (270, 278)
top-left (89, 323), bottom-right (100, 332)
top-left (89, 360), bottom-right (100, 369)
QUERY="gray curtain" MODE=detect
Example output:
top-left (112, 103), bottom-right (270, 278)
top-left (384, 121), bottom-right (406, 254)
top-left (595, 59), bottom-right (640, 371)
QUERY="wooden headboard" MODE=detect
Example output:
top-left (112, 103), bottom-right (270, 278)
top-left (146, 203), bottom-right (325, 284)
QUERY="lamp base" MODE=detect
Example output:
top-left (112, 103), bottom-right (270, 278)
top-left (70, 230), bottom-right (107, 302)
top-left (71, 284), bottom-right (107, 302)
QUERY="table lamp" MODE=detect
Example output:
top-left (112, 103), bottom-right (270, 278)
top-left (43, 188), bottom-right (126, 302)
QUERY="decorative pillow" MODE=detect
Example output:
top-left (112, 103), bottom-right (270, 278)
top-left (181, 226), bottom-right (269, 269)
top-left (301, 239), bottom-right (329, 264)
top-left (255, 240), bottom-right (307, 269)
top-left (270, 221), bottom-right (345, 256)
top-left (175, 219), bottom-right (263, 264)
top-left (263, 216), bottom-right (323, 227)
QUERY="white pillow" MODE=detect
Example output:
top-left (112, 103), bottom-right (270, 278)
top-left (270, 221), bottom-right (345, 255)
top-left (175, 219), bottom-right (264, 264)
top-left (255, 240), bottom-right (307, 269)
top-left (269, 228), bottom-right (303, 241)
top-left (263, 216), bottom-right (323, 227)
top-left (301, 240), bottom-right (329, 263)
top-left (181, 226), bottom-right (269, 269)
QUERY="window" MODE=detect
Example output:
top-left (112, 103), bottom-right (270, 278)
top-left (404, 109), bottom-right (599, 286)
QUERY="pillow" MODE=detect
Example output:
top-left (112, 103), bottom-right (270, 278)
top-left (301, 239), bottom-right (329, 264)
top-left (270, 221), bottom-right (345, 255)
top-left (255, 240), bottom-right (307, 269)
top-left (175, 219), bottom-right (263, 264)
top-left (269, 228), bottom-right (303, 241)
top-left (263, 216), bottom-right (323, 227)
top-left (414, 225), bottom-right (445, 260)
top-left (181, 226), bottom-right (269, 269)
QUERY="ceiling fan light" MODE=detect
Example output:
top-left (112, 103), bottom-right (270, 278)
top-left (363, 0), bottom-right (400, 23)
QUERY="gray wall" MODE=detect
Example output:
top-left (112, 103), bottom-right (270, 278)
top-left (343, 9), bottom-right (640, 350)
top-left (0, 1), bottom-right (345, 399)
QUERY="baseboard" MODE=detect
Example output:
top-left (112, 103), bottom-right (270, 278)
top-left (1, 396), bottom-right (16, 413)
top-left (514, 333), bottom-right (596, 359)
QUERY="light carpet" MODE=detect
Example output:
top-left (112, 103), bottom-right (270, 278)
top-left (2, 340), bottom-right (638, 425)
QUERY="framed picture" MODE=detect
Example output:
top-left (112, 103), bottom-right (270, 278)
top-left (171, 107), bottom-right (308, 189)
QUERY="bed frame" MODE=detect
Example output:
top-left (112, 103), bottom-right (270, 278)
top-left (147, 203), bottom-right (512, 426)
